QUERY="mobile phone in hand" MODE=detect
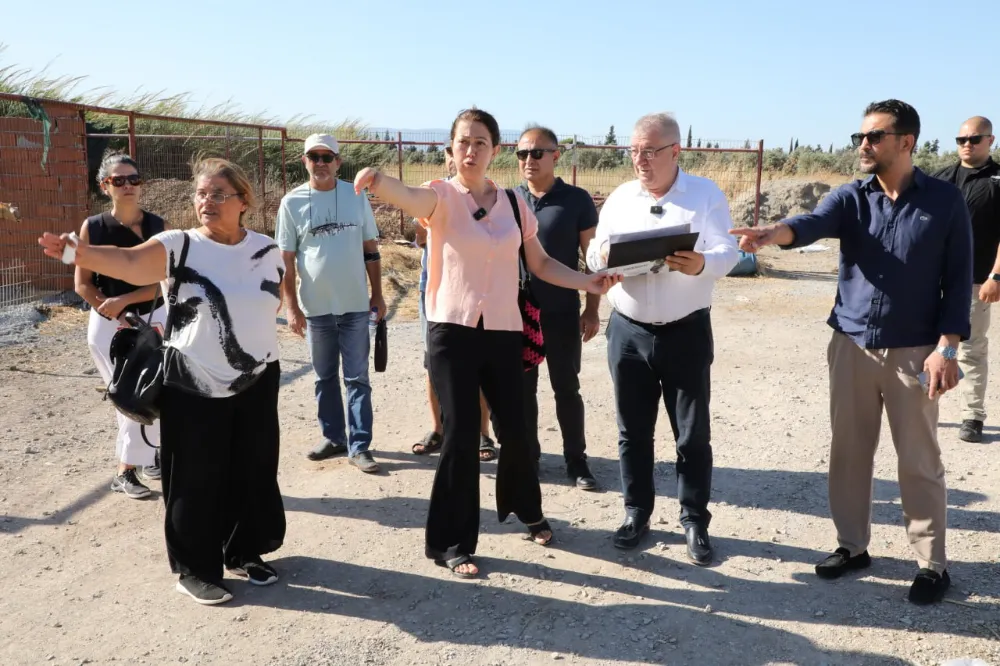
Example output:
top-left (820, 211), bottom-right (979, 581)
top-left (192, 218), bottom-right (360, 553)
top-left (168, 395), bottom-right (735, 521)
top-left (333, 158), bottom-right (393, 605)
top-left (918, 368), bottom-right (965, 392)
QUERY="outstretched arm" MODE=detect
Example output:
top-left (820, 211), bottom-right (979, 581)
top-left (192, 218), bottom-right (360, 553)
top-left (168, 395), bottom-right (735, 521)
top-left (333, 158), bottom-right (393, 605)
top-left (354, 169), bottom-right (438, 221)
top-left (40, 232), bottom-right (167, 286)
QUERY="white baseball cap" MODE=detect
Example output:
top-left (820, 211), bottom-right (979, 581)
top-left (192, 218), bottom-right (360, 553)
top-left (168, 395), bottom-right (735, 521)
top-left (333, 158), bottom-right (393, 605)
top-left (303, 133), bottom-right (339, 155)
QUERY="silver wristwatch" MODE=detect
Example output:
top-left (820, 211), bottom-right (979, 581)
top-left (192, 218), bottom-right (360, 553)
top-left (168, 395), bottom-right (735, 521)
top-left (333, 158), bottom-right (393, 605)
top-left (935, 345), bottom-right (957, 360)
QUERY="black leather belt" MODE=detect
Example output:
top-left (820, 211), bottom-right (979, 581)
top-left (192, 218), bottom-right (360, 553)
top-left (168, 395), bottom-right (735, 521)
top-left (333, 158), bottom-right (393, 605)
top-left (614, 307), bottom-right (709, 332)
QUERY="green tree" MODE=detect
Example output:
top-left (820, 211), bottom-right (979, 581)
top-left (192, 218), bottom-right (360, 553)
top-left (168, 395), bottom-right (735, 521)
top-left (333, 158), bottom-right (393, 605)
top-left (686, 125), bottom-right (693, 148)
top-left (696, 138), bottom-right (702, 148)
top-left (794, 139), bottom-right (799, 151)
top-left (789, 138), bottom-right (794, 153)
top-left (603, 125), bottom-right (617, 145)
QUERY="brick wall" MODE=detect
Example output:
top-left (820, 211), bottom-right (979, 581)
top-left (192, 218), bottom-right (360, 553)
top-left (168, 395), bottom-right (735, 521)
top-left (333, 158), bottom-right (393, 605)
top-left (0, 102), bottom-right (89, 305)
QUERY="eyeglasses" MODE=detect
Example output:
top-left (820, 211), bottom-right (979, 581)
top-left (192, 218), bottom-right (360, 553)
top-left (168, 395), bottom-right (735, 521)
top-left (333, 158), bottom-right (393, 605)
top-left (104, 174), bottom-right (143, 187)
top-left (628, 144), bottom-right (677, 160)
top-left (850, 130), bottom-right (905, 147)
top-left (193, 191), bottom-right (242, 204)
top-left (956, 135), bottom-right (986, 146)
top-left (515, 148), bottom-right (557, 161)
top-left (305, 152), bottom-right (337, 163)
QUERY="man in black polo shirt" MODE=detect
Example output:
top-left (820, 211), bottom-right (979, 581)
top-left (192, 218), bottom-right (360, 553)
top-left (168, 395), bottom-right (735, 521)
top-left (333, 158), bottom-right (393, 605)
top-left (513, 126), bottom-right (601, 490)
top-left (932, 116), bottom-right (1000, 443)
top-left (733, 99), bottom-right (973, 605)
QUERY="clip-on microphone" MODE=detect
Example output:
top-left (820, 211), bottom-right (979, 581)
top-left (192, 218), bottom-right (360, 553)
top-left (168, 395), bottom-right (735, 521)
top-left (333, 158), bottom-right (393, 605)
top-left (650, 205), bottom-right (664, 215)
top-left (473, 208), bottom-right (487, 220)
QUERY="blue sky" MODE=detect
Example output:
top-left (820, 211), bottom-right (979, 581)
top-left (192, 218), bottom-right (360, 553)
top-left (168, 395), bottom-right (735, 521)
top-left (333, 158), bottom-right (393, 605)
top-left (4, 0), bottom-right (994, 150)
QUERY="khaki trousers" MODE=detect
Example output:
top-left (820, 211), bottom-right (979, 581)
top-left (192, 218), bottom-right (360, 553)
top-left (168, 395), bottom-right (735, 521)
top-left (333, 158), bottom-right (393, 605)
top-left (958, 288), bottom-right (991, 422)
top-left (827, 331), bottom-right (947, 572)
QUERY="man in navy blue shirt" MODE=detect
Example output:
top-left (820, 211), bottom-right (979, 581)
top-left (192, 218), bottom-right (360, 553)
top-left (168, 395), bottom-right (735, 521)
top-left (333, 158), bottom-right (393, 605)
top-left (733, 99), bottom-right (973, 605)
top-left (512, 126), bottom-right (601, 490)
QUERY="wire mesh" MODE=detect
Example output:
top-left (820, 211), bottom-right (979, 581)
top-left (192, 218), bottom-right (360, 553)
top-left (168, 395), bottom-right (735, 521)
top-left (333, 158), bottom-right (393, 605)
top-left (1, 99), bottom-right (88, 307)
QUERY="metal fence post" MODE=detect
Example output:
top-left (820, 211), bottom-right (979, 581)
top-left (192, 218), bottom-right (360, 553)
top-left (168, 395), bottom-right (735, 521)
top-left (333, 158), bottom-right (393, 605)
top-left (127, 112), bottom-right (136, 158)
top-left (753, 140), bottom-right (764, 227)
top-left (571, 134), bottom-right (577, 187)
top-left (397, 131), bottom-right (404, 236)
top-left (257, 128), bottom-right (265, 231)
top-left (280, 130), bottom-right (287, 196)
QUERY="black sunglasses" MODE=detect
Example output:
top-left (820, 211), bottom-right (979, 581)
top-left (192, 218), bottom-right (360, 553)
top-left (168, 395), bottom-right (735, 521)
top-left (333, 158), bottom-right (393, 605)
top-left (850, 130), bottom-right (905, 148)
top-left (104, 174), bottom-right (143, 187)
top-left (956, 135), bottom-right (986, 146)
top-left (515, 148), bottom-right (557, 161)
top-left (306, 152), bottom-right (337, 163)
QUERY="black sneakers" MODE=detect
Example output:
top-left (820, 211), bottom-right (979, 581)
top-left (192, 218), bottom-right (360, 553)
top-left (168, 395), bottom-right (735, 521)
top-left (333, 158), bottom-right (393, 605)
top-left (110, 468), bottom-right (151, 499)
top-left (814, 548), bottom-right (872, 579)
top-left (959, 419), bottom-right (984, 443)
top-left (908, 569), bottom-right (950, 605)
top-left (349, 450), bottom-right (380, 474)
top-left (175, 575), bottom-right (233, 605)
top-left (228, 556), bottom-right (279, 586)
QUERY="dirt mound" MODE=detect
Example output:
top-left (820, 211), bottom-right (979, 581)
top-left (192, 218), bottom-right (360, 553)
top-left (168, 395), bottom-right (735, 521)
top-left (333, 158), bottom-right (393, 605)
top-left (731, 180), bottom-right (833, 227)
top-left (135, 178), bottom-right (199, 229)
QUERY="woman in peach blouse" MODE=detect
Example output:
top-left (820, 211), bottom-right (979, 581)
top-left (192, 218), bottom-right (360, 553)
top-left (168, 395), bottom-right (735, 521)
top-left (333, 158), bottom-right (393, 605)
top-left (355, 108), bottom-right (618, 578)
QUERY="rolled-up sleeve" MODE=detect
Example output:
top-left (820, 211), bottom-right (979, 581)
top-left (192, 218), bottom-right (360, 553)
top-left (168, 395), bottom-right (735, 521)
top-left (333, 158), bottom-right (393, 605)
top-left (781, 187), bottom-right (847, 249)
top-left (418, 180), bottom-right (449, 229)
top-left (938, 195), bottom-right (974, 340)
top-left (698, 189), bottom-right (740, 279)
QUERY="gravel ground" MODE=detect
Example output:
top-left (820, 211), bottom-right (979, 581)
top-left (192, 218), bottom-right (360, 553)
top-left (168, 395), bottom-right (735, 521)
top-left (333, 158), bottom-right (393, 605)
top-left (1, 241), bottom-right (998, 666)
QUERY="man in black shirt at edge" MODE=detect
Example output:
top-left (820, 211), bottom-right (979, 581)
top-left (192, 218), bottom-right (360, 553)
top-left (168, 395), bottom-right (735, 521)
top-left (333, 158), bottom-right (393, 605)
top-left (512, 126), bottom-right (601, 490)
top-left (932, 117), bottom-right (1000, 443)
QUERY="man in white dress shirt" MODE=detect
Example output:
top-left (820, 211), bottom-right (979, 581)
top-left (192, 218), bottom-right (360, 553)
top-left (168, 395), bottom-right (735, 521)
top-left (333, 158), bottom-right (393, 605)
top-left (586, 112), bottom-right (739, 563)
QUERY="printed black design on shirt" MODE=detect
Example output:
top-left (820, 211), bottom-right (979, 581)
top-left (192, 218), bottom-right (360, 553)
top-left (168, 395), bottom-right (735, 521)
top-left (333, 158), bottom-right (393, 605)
top-left (174, 263), bottom-right (272, 393)
top-left (250, 243), bottom-right (279, 261)
top-left (164, 347), bottom-right (212, 395)
top-left (259, 267), bottom-right (284, 300)
top-left (309, 221), bottom-right (358, 238)
top-left (171, 297), bottom-right (202, 331)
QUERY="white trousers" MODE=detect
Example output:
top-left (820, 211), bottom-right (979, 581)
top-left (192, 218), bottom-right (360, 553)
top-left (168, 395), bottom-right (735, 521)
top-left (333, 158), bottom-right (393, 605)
top-left (86, 306), bottom-right (167, 467)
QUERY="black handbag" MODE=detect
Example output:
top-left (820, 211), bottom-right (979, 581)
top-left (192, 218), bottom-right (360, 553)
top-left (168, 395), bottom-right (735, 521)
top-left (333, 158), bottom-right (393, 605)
top-left (504, 189), bottom-right (545, 371)
top-left (105, 232), bottom-right (190, 438)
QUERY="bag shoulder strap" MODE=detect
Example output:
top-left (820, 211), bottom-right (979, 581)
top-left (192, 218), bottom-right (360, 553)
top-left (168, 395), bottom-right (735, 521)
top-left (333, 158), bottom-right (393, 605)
top-left (162, 231), bottom-right (191, 341)
top-left (504, 188), bottom-right (529, 288)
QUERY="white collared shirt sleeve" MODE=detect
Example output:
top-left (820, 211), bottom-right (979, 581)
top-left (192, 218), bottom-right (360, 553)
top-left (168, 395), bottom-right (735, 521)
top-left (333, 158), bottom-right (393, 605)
top-left (697, 187), bottom-right (740, 279)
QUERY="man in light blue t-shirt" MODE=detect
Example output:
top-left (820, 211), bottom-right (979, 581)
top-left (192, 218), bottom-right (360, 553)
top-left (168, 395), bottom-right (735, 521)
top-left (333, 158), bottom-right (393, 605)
top-left (276, 133), bottom-right (385, 473)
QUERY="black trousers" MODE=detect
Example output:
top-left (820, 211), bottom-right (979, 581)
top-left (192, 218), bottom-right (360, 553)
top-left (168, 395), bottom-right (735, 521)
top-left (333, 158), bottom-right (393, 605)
top-left (159, 361), bottom-right (285, 584)
top-left (425, 319), bottom-right (543, 561)
top-left (523, 311), bottom-right (587, 462)
top-left (606, 309), bottom-right (714, 528)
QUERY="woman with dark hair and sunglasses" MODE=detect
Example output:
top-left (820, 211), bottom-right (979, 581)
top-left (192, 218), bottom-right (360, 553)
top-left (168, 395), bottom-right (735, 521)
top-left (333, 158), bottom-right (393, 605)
top-left (77, 154), bottom-right (166, 499)
top-left (354, 108), bottom-right (620, 578)
top-left (41, 157), bottom-right (286, 606)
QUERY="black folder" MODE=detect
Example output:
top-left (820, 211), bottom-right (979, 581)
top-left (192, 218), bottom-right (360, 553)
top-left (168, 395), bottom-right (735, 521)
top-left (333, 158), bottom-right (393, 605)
top-left (606, 224), bottom-right (700, 271)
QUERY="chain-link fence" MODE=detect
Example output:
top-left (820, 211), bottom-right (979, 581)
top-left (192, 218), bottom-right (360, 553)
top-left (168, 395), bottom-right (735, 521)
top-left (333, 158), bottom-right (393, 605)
top-left (289, 130), bottom-right (763, 241)
top-left (1, 97), bottom-right (88, 307)
top-left (87, 116), bottom-right (285, 236)
top-left (1, 93), bottom-right (763, 309)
